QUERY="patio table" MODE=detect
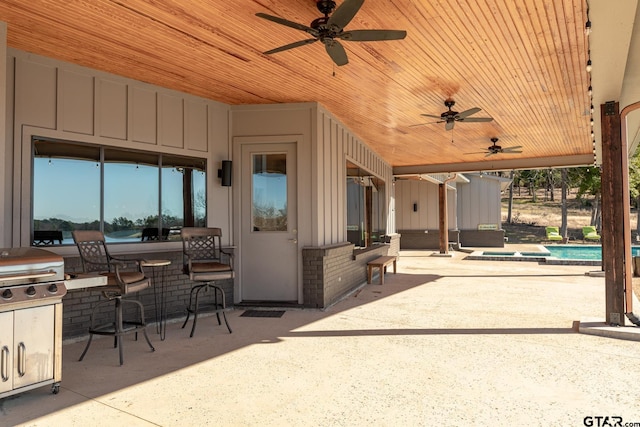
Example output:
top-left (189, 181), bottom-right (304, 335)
top-left (141, 259), bottom-right (172, 340)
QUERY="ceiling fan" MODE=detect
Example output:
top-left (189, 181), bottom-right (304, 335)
top-left (255, 0), bottom-right (407, 66)
top-left (411, 99), bottom-right (494, 131)
top-left (468, 138), bottom-right (523, 156)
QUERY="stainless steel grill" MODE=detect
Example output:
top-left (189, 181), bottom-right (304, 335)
top-left (0, 247), bottom-right (67, 398)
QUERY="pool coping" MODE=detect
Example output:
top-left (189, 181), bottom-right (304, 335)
top-left (463, 244), bottom-right (602, 266)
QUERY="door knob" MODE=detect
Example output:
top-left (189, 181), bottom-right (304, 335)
top-left (288, 238), bottom-right (297, 244)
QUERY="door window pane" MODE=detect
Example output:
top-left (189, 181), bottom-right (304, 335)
top-left (252, 153), bottom-right (287, 232)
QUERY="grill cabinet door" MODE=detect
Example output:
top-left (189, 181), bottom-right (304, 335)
top-left (12, 305), bottom-right (54, 389)
top-left (0, 311), bottom-right (13, 393)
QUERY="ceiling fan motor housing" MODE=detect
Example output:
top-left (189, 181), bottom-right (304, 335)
top-left (442, 99), bottom-right (458, 119)
top-left (317, 0), bottom-right (337, 15)
top-left (311, 16), bottom-right (330, 30)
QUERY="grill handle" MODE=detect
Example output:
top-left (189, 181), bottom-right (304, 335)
top-left (1, 345), bottom-right (8, 382)
top-left (0, 270), bottom-right (57, 282)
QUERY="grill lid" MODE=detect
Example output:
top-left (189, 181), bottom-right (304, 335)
top-left (0, 247), bottom-right (64, 285)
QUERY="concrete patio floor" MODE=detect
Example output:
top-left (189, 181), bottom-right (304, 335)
top-left (2, 249), bottom-right (640, 426)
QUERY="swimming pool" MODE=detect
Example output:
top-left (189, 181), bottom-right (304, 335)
top-left (544, 245), bottom-right (601, 260)
top-left (469, 244), bottom-right (640, 265)
top-left (544, 245), bottom-right (640, 260)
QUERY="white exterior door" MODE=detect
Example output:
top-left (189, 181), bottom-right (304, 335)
top-left (240, 142), bottom-right (298, 302)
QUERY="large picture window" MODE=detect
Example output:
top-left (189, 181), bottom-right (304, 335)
top-left (32, 138), bottom-right (206, 245)
top-left (346, 161), bottom-right (385, 248)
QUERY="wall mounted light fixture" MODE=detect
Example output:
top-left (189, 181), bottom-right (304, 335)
top-left (218, 160), bottom-right (232, 187)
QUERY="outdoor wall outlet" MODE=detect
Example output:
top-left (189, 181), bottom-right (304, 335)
top-left (609, 312), bottom-right (621, 326)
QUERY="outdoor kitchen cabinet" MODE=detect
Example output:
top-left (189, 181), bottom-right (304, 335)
top-left (0, 247), bottom-right (66, 399)
top-left (0, 303), bottom-right (62, 398)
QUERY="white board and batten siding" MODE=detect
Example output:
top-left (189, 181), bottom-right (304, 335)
top-left (316, 106), bottom-right (394, 247)
top-left (229, 103), bottom-right (394, 248)
top-left (7, 48), bottom-right (231, 247)
top-left (456, 175), bottom-right (503, 230)
top-left (230, 102), bottom-right (315, 252)
top-left (394, 180), bottom-right (457, 230)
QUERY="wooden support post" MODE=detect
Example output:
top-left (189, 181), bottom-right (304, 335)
top-left (438, 183), bottom-right (448, 254)
top-left (365, 186), bottom-right (372, 247)
top-left (183, 168), bottom-right (194, 227)
top-left (600, 101), bottom-right (628, 325)
top-left (620, 101), bottom-right (640, 315)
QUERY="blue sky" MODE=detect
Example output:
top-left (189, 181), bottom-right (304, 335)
top-left (33, 158), bottom-right (198, 223)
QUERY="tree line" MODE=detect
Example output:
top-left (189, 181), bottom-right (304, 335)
top-left (34, 213), bottom-right (185, 237)
top-left (502, 151), bottom-right (640, 238)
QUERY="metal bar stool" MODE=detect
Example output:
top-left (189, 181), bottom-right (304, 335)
top-left (73, 230), bottom-right (155, 365)
top-left (181, 227), bottom-right (234, 337)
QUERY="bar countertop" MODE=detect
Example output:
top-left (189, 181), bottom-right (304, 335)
top-left (64, 273), bottom-right (107, 290)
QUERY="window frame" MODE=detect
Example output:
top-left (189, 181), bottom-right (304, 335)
top-left (31, 137), bottom-right (207, 246)
top-left (346, 160), bottom-right (386, 249)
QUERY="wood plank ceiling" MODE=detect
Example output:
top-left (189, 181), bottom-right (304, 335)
top-left (0, 0), bottom-right (593, 173)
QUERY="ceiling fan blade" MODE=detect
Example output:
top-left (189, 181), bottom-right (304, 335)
top-left (408, 120), bottom-right (443, 128)
top-left (420, 114), bottom-right (443, 119)
top-left (459, 117), bottom-right (494, 123)
top-left (264, 38), bottom-right (318, 55)
top-left (256, 13), bottom-right (318, 36)
top-left (456, 107), bottom-right (481, 119)
top-left (328, 0), bottom-right (364, 31)
top-left (445, 121), bottom-right (455, 131)
top-left (502, 145), bottom-right (523, 151)
top-left (325, 40), bottom-right (349, 66)
top-left (485, 151), bottom-right (497, 157)
top-left (338, 29), bottom-right (407, 42)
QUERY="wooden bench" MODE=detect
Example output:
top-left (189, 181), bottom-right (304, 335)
top-left (367, 255), bottom-right (397, 285)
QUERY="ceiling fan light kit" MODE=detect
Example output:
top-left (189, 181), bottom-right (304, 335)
top-left (411, 98), bottom-right (494, 131)
top-left (485, 138), bottom-right (522, 156)
top-left (256, 0), bottom-right (407, 66)
top-left (464, 138), bottom-right (523, 156)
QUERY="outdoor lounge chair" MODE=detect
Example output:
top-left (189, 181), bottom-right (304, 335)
top-left (582, 226), bottom-right (601, 241)
top-left (545, 226), bottom-right (563, 242)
